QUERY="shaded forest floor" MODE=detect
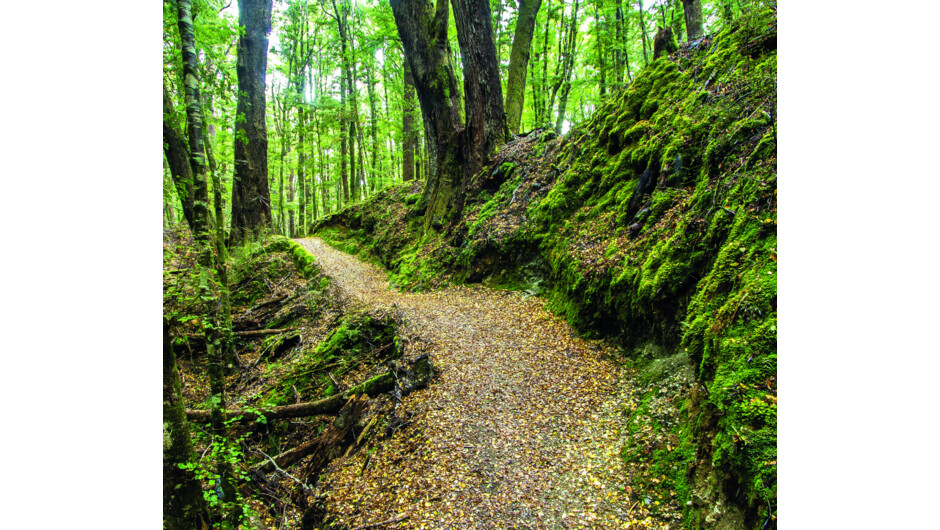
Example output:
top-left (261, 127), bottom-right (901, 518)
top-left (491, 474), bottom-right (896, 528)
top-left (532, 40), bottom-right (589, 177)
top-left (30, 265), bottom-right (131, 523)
top-left (296, 237), bottom-right (688, 529)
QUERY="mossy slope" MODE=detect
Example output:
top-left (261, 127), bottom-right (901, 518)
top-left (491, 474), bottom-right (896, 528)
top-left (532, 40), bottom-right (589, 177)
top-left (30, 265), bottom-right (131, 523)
top-left (314, 7), bottom-right (777, 527)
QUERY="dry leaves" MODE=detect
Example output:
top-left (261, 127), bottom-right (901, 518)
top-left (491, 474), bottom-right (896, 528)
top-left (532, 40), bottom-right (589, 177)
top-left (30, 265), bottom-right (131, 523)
top-left (295, 238), bottom-right (674, 528)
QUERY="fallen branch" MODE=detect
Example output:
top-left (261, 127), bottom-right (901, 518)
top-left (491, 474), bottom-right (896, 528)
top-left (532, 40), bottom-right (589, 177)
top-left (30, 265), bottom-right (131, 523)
top-left (186, 356), bottom-right (436, 424)
top-left (182, 327), bottom-right (297, 340)
top-left (251, 394), bottom-right (370, 475)
top-left (186, 372), bottom-right (394, 423)
top-left (249, 294), bottom-right (289, 313)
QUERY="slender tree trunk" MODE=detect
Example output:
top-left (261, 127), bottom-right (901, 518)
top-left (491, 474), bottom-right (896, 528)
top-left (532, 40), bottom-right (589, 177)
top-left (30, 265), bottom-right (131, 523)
top-left (339, 64), bottom-right (349, 204)
top-left (163, 319), bottom-right (210, 530)
top-left (272, 82), bottom-right (288, 235)
top-left (331, 0), bottom-right (356, 203)
top-left (614, 0), bottom-right (624, 84)
top-left (546, 4), bottom-right (566, 125)
top-left (638, 0), bottom-right (650, 65)
top-left (554, 0), bottom-right (579, 133)
top-left (297, 107), bottom-right (306, 234)
top-left (356, 115), bottom-right (366, 197)
top-left (231, 0), bottom-right (274, 245)
top-left (402, 62), bottom-right (416, 182)
top-left (350, 56), bottom-right (361, 201)
top-left (175, 0), bottom-right (239, 520)
top-left (504, 0), bottom-right (543, 135)
top-left (681, 0), bottom-right (704, 40)
top-left (315, 112), bottom-right (324, 219)
top-left (201, 92), bottom-right (235, 375)
top-left (365, 60), bottom-right (379, 193)
top-left (176, 0), bottom-right (210, 245)
top-left (594, 0), bottom-right (607, 97)
top-left (163, 160), bottom-right (177, 228)
top-left (163, 87), bottom-right (195, 231)
top-left (308, 44), bottom-right (321, 222)
top-left (536, 0), bottom-right (552, 125)
top-left (201, 92), bottom-right (225, 244)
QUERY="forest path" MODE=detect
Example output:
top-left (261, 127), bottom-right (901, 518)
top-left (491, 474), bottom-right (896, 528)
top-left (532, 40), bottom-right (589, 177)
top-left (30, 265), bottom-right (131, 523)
top-left (295, 238), bottom-right (634, 529)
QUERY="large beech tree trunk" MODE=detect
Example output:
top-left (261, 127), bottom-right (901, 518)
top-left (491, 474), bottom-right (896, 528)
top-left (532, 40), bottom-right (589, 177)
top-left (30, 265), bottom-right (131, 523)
top-left (504, 0), bottom-right (543, 135)
top-left (451, 0), bottom-right (509, 170)
top-left (389, 0), bottom-right (463, 225)
top-left (391, 0), bottom-right (508, 228)
top-left (231, 0), bottom-right (274, 245)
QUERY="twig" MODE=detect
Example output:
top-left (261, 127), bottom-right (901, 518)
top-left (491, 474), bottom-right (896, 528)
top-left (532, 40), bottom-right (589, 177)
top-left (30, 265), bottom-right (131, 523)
top-left (253, 448), bottom-right (312, 495)
top-left (351, 514), bottom-right (409, 530)
top-left (627, 500), bottom-right (640, 514)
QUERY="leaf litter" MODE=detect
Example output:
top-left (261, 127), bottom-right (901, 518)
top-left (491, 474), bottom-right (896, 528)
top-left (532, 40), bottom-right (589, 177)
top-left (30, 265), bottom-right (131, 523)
top-left (295, 238), bottom-right (683, 528)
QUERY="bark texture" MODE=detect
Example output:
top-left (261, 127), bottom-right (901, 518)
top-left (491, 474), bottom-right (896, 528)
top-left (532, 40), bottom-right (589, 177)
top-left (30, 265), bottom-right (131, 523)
top-left (681, 0), bottom-right (704, 40)
top-left (402, 62), bottom-right (417, 182)
top-left (504, 0), bottom-right (543, 135)
top-left (163, 320), bottom-right (210, 530)
top-left (163, 88), bottom-right (196, 232)
top-left (451, 0), bottom-right (509, 167)
top-left (390, 0), bottom-right (463, 224)
top-left (176, 0), bottom-right (210, 244)
top-left (231, 0), bottom-right (274, 244)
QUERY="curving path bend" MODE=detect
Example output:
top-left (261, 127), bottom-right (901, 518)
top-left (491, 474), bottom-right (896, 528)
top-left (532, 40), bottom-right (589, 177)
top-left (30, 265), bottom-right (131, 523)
top-left (295, 237), bottom-right (636, 529)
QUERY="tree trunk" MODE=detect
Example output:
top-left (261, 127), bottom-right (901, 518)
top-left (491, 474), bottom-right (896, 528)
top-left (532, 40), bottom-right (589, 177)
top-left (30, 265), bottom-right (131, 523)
top-left (536, 0), bottom-right (552, 125)
top-left (390, 0), bottom-right (463, 226)
top-left (504, 0), bottom-right (543, 135)
top-left (638, 0), bottom-right (650, 65)
top-left (163, 320), bottom-right (211, 530)
top-left (402, 62), bottom-right (416, 182)
top-left (681, 0), bottom-right (704, 40)
top-left (553, 0), bottom-right (579, 134)
top-left (365, 59), bottom-right (379, 193)
top-left (339, 62), bottom-right (349, 205)
top-left (450, 0), bottom-right (509, 220)
top-left (594, 0), bottom-right (607, 98)
top-left (614, 0), bottom-right (626, 83)
top-left (163, 160), bottom-right (177, 227)
top-left (231, 0), bottom-right (274, 245)
top-left (297, 106), bottom-right (307, 235)
top-left (162, 87), bottom-right (195, 232)
top-left (176, 0), bottom-right (240, 518)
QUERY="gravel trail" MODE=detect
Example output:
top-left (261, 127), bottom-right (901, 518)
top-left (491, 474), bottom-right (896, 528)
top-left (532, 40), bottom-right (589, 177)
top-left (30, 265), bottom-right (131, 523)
top-left (295, 237), bottom-right (639, 529)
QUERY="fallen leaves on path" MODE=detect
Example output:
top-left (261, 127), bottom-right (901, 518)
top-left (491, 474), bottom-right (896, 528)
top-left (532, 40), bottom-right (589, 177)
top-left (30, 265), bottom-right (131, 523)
top-left (295, 238), bottom-right (680, 528)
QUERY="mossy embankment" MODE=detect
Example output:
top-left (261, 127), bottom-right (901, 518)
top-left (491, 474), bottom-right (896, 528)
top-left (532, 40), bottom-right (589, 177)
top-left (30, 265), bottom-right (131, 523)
top-left (164, 234), bottom-right (424, 527)
top-left (313, 7), bottom-right (776, 527)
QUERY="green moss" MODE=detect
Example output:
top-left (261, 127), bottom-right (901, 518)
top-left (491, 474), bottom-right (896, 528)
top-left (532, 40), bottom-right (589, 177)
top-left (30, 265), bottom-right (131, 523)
top-left (309, 8), bottom-right (778, 524)
top-left (261, 313), bottom-right (399, 407)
